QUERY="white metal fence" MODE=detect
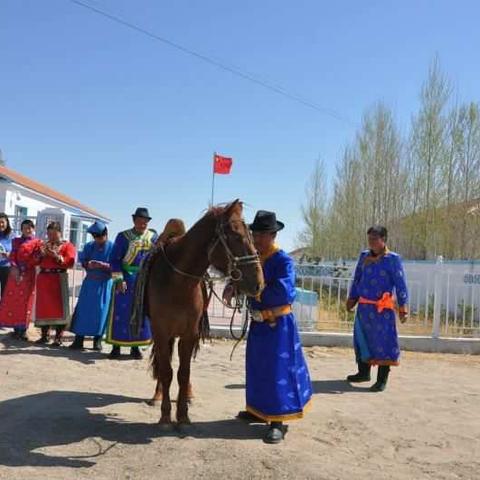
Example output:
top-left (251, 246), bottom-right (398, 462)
top-left (68, 265), bottom-right (86, 312)
top-left (288, 264), bottom-right (480, 339)
top-left (63, 262), bottom-right (480, 340)
top-left (207, 263), bottom-right (480, 339)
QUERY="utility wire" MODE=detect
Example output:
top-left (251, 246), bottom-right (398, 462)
top-left (68, 0), bottom-right (353, 125)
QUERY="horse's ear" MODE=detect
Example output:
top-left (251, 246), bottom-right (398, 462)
top-left (224, 199), bottom-right (243, 218)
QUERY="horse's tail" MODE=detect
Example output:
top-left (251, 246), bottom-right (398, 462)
top-left (193, 281), bottom-right (212, 359)
top-left (150, 344), bottom-right (161, 380)
top-left (150, 337), bottom-right (175, 379)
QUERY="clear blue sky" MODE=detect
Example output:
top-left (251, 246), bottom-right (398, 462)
top-left (1, 0), bottom-right (480, 250)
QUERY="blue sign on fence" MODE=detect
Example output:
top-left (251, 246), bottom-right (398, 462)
top-left (295, 264), bottom-right (351, 278)
top-left (464, 273), bottom-right (480, 285)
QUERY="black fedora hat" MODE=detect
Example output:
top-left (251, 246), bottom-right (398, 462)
top-left (249, 210), bottom-right (284, 232)
top-left (132, 207), bottom-right (152, 221)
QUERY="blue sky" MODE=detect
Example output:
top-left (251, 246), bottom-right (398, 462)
top-left (1, 0), bottom-right (480, 250)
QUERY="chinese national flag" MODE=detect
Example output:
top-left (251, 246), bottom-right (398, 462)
top-left (213, 154), bottom-right (233, 174)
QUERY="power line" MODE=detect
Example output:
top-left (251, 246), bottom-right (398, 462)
top-left (68, 0), bottom-right (353, 125)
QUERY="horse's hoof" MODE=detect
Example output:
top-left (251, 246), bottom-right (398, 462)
top-left (176, 421), bottom-right (192, 436)
top-left (158, 419), bottom-right (173, 431)
top-left (176, 417), bottom-right (192, 426)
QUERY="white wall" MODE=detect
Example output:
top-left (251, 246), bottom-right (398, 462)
top-left (0, 181), bottom-right (100, 250)
top-left (296, 259), bottom-right (480, 317)
top-left (0, 182), bottom-right (70, 217)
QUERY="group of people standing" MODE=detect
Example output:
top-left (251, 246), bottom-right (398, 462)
top-left (0, 215), bottom-right (76, 345)
top-left (70, 207), bottom-right (157, 359)
top-left (0, 206), bottom-right (409, 444)
top-left (0, 207), bottom-right (158, 360)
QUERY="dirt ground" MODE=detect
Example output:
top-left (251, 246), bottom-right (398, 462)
top-left (0, 329), bottom-right (479, 480)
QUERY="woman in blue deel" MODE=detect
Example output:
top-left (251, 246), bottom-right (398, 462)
top-left (70, 221), bottom-right (113, 351)
top-left (225, 210), bottom-right (312, 444)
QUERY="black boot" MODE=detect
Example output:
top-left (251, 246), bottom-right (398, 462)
top-left (370, 366), bottom-right (390, 392)
top-left (35, 327), bottom-right (50, 344)
top-left (14, 328), bottom-right (29, 341)
top-left (263, 422), bottom-right (287, 444)
top-left (109, 345), bottom-right (121, 359)
top-left (346, 361), bottom-right (371, 383)
top-left (69, 335), bottom-right (85, 350)
top-left (236, 410), bottom-right (266, 422)
top-left (52, 327), bottom-right (65, 347)
top-left (130, 346), bottom-right (143, 360)
top-left (93, 336), bottom-right (103, 351)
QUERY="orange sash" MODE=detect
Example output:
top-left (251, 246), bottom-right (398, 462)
top-left (358, 292), bottom-right (395, 313)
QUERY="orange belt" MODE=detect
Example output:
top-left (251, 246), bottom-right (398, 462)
top-left (358, 292), bottom-right (395, 313)
top-left (251, 304), bottom-right (292, 323)
top-left (261, 304), bottom-right (292, 321)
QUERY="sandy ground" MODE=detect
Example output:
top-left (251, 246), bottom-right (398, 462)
top-left (0, 330), bottom-right (479, 480)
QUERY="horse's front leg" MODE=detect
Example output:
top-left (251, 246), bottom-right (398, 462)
top-left (176, 336), bottom-right (196, 425)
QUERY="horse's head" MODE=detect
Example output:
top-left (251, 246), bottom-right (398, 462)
top-left (208, 200), bottom-right (264, 297)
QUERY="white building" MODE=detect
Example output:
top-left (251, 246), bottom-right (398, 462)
top-left (0, 165), bottom-right (110, 250)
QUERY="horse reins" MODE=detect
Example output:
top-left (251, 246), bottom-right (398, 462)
top-left (159, 219), bottom-right (260, 285)
top-left (158, 218), bottom-right (259, 356)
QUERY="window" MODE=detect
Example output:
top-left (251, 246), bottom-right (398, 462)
top-left (70, 220), bottom-right (79, 246)
top-left (13, 206), bottom-right (28, 235)
top-left (81, 223), bottom-right (89, 250)
top-left (15, 205), bottom-right (28, 218)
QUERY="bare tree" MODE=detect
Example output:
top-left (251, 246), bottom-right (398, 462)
top-left (408, 56), bottom-right (451, 258)
top-left (296, 57), bottom-right (480, 261)
top-left (298, 158), bottom-right (328, 258)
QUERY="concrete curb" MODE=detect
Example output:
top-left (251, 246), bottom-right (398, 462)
top-left (209, 326), bottom-right (480, 355)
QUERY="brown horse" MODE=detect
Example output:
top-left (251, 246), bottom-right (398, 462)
top-left (145, 200), bottom-right (264, 426)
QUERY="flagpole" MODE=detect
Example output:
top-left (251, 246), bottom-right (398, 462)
top-left (211, 151), bottom-right (216, 207)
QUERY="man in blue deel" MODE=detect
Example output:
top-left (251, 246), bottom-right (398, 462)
top-left (225, 210), bottom-right (312, 444)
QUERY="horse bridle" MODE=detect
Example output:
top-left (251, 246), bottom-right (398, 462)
top-left (206, 221), bottom-right (260, 282)
top-left (160, 218), bottom-right (260, 284)
top-left (158, 218), bottom-right (259, 355)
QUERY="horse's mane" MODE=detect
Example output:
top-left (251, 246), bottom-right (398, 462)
top-left (200, 200), bottom-right (244, 223)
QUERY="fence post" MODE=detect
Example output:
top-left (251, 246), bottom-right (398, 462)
top-left (71, 265), bottom-right (77, 312)
top-left (432, 256), bottom-right (443, 339)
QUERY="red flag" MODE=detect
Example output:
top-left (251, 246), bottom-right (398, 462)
top-left (213, 154), bottom-right (233, 174)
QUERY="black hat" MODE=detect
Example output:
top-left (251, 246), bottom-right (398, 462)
top-left (249, 210), bottom-right (284, 232)
top-left (132, 207), bottom-right (152, 221)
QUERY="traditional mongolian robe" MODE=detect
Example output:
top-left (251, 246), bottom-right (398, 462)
top-left (348, 249), bottom-right (409, 366)
top-left (0, 236), bottom-right (42, 329)
top-left (70, 240), bottom-right (114, 337)
top-left (35, 241), bottom-right (76, 327)
top-left (246, 246), bottom-right (312, 422)
top-left (105, 229), bottom-right (155, 346)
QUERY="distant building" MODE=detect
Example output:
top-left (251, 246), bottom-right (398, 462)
top-left (0, 165), bottom-right (109, 250)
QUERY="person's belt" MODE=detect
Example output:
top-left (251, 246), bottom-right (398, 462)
top-left (358, 292), bottom-right (395, 313)
top-left (40, 268), bottom-right (66, 274)
top-left (122, 264), bottom-right (140, 274)
top-left (251, 304), bottom-right (292, 323)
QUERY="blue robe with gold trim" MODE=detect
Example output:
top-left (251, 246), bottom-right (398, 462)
top-left (349, 250), bottom-right (409, 366)
top-left (70, 240), bottom-right (113, 337)
top-left (246, 249), bottom-right (312, 422)
top-left (105, 229), bottom-right (156, 346)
